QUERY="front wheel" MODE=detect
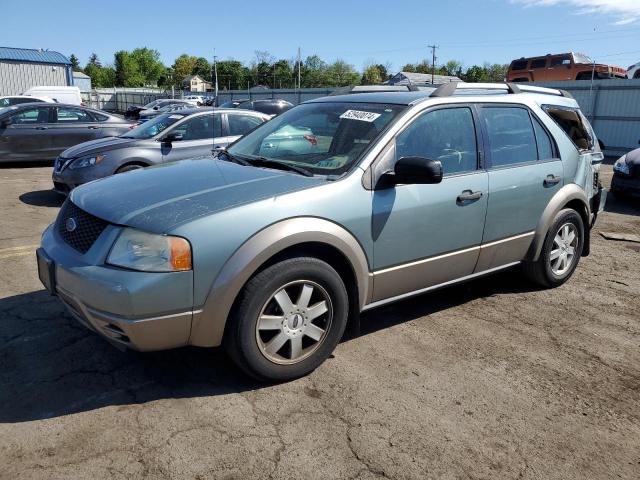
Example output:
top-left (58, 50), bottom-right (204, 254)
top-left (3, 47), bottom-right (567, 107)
top-left (224, 257), bottom-right (349, 382)
top-left (523, 209), bottom-right (584, 288)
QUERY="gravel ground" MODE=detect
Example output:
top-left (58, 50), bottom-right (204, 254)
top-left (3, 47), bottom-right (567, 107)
top-left (0, 163), bottom-right (638, 480)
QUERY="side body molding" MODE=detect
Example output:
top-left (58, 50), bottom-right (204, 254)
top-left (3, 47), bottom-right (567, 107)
top-left (190, 217), bottom-right (372, 347)
top-left (527, 183), bottom-right (590, 262)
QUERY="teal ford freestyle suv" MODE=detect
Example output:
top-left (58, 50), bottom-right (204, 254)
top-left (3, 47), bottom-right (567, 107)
top-left (37, 83), bottom-right (605, 381)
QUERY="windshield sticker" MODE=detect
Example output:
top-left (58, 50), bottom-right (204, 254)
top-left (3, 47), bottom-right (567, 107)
top-left (339, 110), bottom-right (381, 122)
top-left (168, 114), bottom-right (185, 119)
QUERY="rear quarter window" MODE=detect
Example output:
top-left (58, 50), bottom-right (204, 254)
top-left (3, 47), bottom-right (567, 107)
top-left (543, 107), bottom-right (593, 151)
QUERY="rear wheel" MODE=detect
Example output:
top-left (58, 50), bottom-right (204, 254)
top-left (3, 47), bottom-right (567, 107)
top-left (224, 257), bottom-right (349, 382)
top-left (523, 209), bottom-right (584, 288)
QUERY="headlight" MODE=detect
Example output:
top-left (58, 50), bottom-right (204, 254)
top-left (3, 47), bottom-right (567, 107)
top-left (107, 229), bottom-right (192, 272)
top-left (69, 154), bottom-right (105, 169)
top-left (613, 155), bottom-right (630, 175)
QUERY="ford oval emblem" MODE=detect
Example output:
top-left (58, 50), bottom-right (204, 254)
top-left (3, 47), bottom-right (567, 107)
top-left (65, 217), bottom-right (77, 232)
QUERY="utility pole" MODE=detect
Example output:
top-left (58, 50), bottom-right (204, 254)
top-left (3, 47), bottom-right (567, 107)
top-left (297, 47), bottom-right (301, 89)
top-left (428, 44), bottom-right (438, 85)
top-left (213, 49), bottom-right (219, 100)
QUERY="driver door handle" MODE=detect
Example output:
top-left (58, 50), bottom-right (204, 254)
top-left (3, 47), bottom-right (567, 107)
top-left (544, 174), bottom-right (561, 186)
top-left (457, 190), bottom-right (483, 204)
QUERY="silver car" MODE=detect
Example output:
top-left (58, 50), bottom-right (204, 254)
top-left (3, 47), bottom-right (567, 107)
top-left (52, 108), bottom-right (269, 193)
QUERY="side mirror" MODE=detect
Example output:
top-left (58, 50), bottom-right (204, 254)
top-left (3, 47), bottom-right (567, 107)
top-left (390, 156), bottom-right (443, 185)
top-left (163, 132), bottom-right (184, 143)
top-left (153, 106), bottom-right (159, 110)
top-left (0, 118), bottom-right (12, 128)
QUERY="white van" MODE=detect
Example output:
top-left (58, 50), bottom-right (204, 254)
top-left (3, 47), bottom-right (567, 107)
top-left (22, 86), bottom-right (82, 105)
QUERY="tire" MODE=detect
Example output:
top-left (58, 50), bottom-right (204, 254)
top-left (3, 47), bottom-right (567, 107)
top-left (116, 164), bottom-right (144, 174)
top-left (523, 209), bottom-right (584, 288)
top-left (224, 257), bottom-right (349, 382)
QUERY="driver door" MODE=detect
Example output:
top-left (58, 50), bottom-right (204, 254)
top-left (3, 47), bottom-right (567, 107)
top-left (371, 106), bottom-right (489, 302)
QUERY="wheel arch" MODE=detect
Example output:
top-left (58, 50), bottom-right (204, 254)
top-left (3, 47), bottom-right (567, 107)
top-left (527, 184), bottom-right (590, 262)
top-left (189, 217), bottom-right (372, 347)
top-left (115, 159), bottom-right (151, 173)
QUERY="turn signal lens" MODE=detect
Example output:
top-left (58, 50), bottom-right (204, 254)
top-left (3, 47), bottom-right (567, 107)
top-left (169, 237), bottom-right (192, 271)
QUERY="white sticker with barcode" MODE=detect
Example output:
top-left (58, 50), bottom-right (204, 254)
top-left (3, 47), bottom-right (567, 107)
top-left (339, 110), bottom-right (381, 122)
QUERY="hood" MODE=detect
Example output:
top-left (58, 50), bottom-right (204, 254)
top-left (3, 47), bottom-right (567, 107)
top-left (70, 159), bottom-right (324, 232)
top-left (625, 148), bottom-right (640, 165)
top-left (60, 136), bottom-right (138, 159)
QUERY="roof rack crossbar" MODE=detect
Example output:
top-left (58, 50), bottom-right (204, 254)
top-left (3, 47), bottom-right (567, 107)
top-left (429, 82), bottom-right (570, 99)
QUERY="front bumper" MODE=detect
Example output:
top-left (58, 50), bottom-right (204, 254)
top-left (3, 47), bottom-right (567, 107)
top-left (52, 157), bottom-right (114, 193)
top-left (611, 172), bottom-right (640, 197)
top-left (38, 224), bottom-right (195, 351)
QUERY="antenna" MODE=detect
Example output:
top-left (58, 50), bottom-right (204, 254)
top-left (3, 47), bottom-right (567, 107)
top-left (211, 48), bottom-right (217, 155)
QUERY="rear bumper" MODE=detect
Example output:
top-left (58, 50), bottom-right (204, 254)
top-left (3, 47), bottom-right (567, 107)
top-left (611, 173), bottom-right (640, 197)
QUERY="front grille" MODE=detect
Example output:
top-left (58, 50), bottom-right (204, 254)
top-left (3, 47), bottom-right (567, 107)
top-left (56, 200), bottom-right (109, 254)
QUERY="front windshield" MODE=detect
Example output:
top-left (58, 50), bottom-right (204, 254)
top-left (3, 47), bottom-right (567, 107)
top-left (143, 99), bottom-right (163, 109)
top-left (121, 113), bottom-right (186, 139)
top-left (227, 102), bottom-right (405, 175)
top-left (574, 53), bottom-right (593, 64)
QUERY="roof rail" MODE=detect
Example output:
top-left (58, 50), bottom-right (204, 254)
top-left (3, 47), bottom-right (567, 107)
top-left (330, 85), bottom-right (426, 95)
top-left (429, 82), bottom-right (573, 99)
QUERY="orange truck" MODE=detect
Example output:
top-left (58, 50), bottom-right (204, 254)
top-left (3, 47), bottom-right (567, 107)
top-left (506, 52), bottom-right (626, 82)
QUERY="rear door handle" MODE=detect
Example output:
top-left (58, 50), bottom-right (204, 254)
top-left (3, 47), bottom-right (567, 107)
top-left (35, 126), bottom-right (48, 130)
top-left (457, 190), bottom-right (483, 204)
top-left (87, 126), bottom-right (100, 130)
top-left (544, 174), bottom-right (561, 186)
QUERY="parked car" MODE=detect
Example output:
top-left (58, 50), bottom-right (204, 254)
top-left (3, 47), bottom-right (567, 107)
top-left (138, 103), bottom-right (197, 122)
top-left (37, 83), bottom-right (605, 381)
top-left (22, 86), bottom-right (83, 105)
top-left (0, 95), bottom-right (54, 107)
top-left (52, 108), bottom-right (269, 193)
top-left (125, 100), bottom-right (192, 120)
top-left (506, 52), bottom-right (626, 82)
top-left (184, 95), bottom-right (204, 106)
top-left (235, 99), bottom-right (294, 116)
top-left (0, 103), bottom-right (134, 163)
top-left (219, 99), bottom-right (249, 108)
top-left (626, 62), bottom-right (640, 79)
top-left (611, 147), bottom-right (640, 198)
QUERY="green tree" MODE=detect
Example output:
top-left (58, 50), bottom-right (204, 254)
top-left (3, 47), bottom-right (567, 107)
top-left (272, 59), bottom-right (293, 88)
top-left (216, 60), bottom-right (247, 90)
top-left (301, 55), bottom-right (328, 87)
top-left (484, 63), bottom-right (508, 82)
top-left (172, 54), bottom-right (198, 86)
top-left (84, 63), bottom-right (115, 88)
top-left (130, 48), bottom-right (165, 86)
top-left (361, 65), bottom-right (383, 85)
top-left (114, 50), bottom-right (144, 87)
top-left (402, 63), bottom-right (417, 73)
top-left (193, 57), bottom-right (211, 82)
top-left (463, 65), bottom-right (488, 83)
top-left (443, 60), bottom-right (463, 77)
top-left (325, 60), bottom-right (359, 87)
top-left (69, 54), bottom-right (81, 71)
top-left (88, 53), bottom-right (101, 68)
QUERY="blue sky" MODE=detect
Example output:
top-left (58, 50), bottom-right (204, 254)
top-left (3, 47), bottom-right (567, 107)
top-left (2, 0), bottom-right (640, 71)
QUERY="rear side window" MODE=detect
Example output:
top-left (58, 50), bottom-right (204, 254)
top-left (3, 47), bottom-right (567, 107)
top-left (530, 59), bottom-right (546, 69)
top-left (543, 107), bottom-right (593, 151)
top-left (172, 114), bottom-right (222, 140)
top-left (228, 114), bottom-right (264, 136)
top-left (56, 107), bottom-right (92, 123)
top-left (482, 107), bottom-right (538, 167)
top-left (511, 60), bottom-right (528, 71)
top-left (396, 107), bottom-right (478, 175)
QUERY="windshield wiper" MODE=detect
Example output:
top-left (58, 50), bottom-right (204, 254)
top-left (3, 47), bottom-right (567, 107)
top-left (240, 155), bottom-right (314, 177)
top-left (217, 150), bottom-right (251, 166)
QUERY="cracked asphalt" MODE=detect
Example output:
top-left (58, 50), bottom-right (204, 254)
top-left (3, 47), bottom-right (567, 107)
top-left (0, 163), bottom-right (639, 479)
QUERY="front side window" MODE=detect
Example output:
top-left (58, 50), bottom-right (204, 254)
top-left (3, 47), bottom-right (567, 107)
top-left (56, 107), bottom-right (92, 123)
top-left (10, 107), bottom-right (51, 124)
top-left (396, 107), bottom-right (478, 175)
top-left (170, 114), bottom-right (222, 140)
top-left (228, 114), bottom-right (264, 136)
top-left (227, 102), bottom-right (405, 176)
top-left (551, 56), bottom-right (571, 67)
top-left (511, 60), bottom-right (528, 71)
top-left (482, 107), bottom-right (538, 167)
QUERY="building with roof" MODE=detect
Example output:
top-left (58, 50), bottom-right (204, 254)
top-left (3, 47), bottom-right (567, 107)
top-left (72, 71), bottom-right (92, 92)
top-left (384, 71), bottom-right (461, 86)
top-left (182, 74), bottom-right (212, 92)
top-left (0, 47), bottom-right (72, 95)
